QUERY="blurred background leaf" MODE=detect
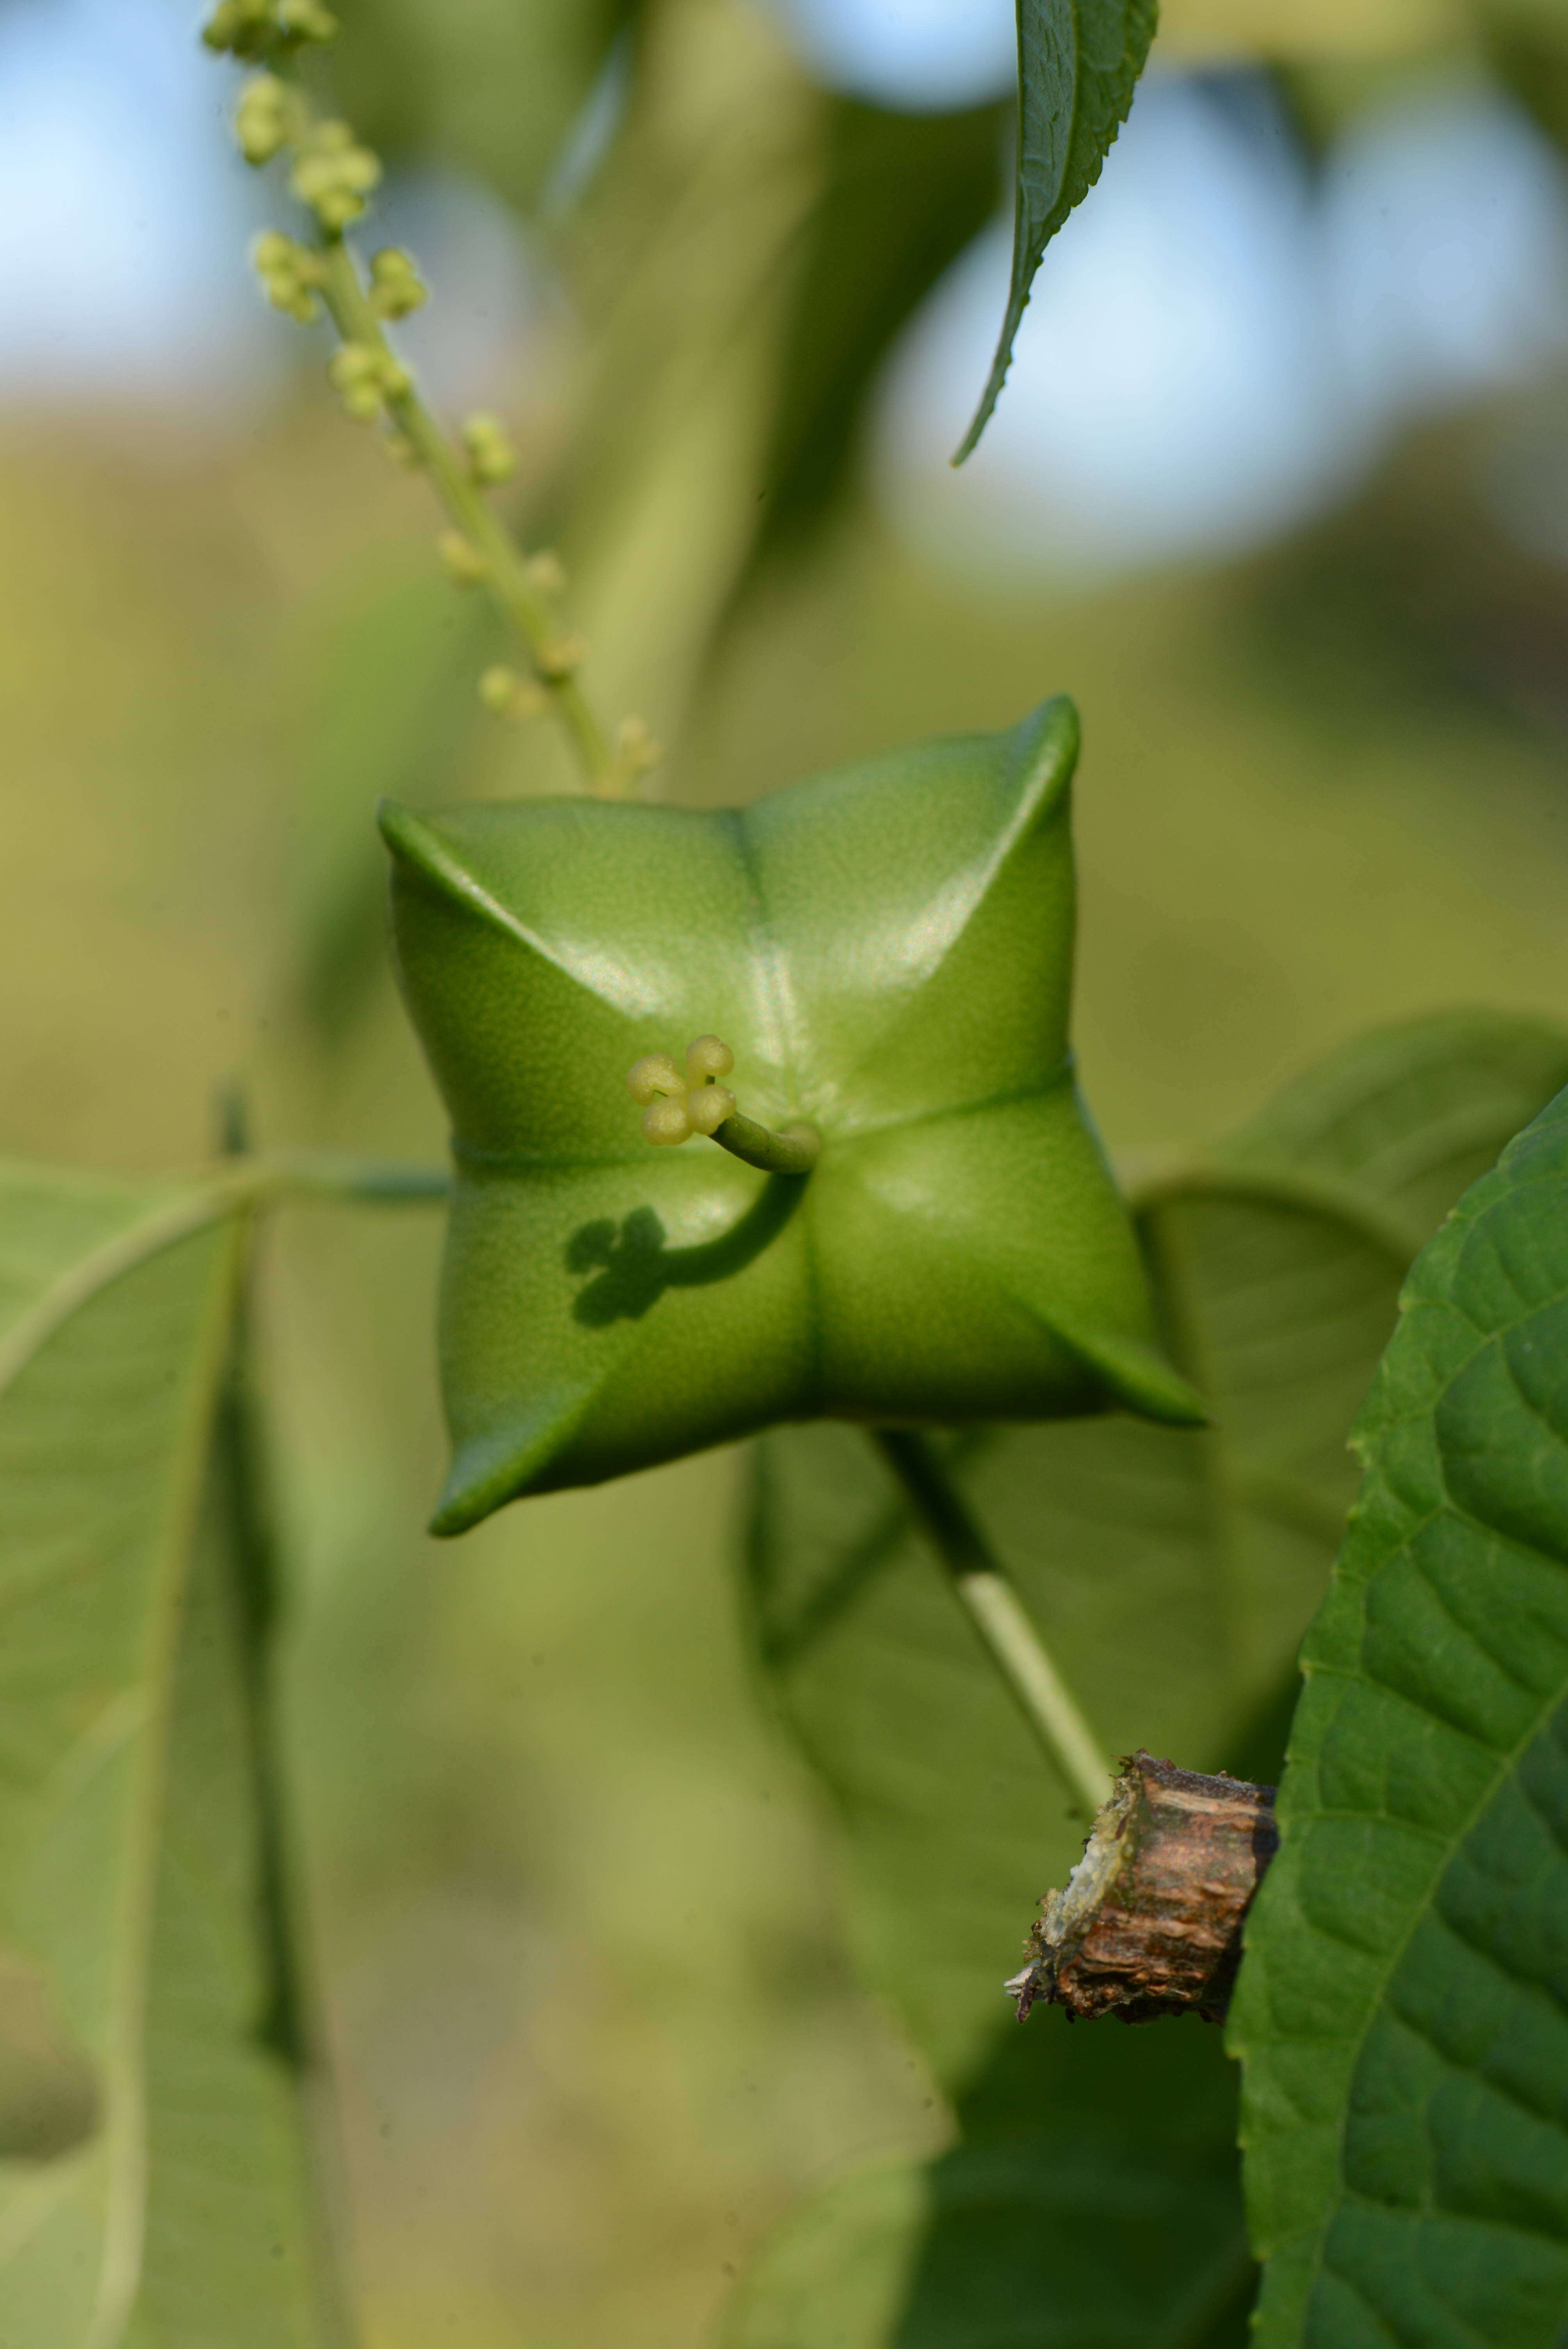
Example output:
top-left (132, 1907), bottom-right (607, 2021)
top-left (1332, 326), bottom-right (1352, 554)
top-left (330, 0), bottom-right (641, 213)
top-left (739, 96), bottom-right (1005, 586)
top-left (0, 1167), bottom-right (340, 2347)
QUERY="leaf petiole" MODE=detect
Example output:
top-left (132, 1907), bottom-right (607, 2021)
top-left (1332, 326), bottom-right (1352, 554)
top-left (873, 1428), bottom-right (1113, 1818)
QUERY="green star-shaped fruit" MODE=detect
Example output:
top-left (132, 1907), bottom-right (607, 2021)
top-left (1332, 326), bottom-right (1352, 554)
top-left (382, 697), bottom-right (1202, 1533)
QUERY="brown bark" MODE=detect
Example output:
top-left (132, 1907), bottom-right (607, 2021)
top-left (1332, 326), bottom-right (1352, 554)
top-left (1006, 1751), bottom-right (1278, 2025)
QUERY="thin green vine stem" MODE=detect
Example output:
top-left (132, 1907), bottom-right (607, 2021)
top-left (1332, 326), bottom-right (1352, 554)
top-left (312, 237), bottom-right (617, 793)
top-left (873, 1429), bottom-right (1114, 1820)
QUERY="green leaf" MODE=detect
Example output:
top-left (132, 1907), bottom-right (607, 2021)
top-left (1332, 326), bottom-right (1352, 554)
top-left (0, 1164), bottom-right (339, 2348)
top-left (725, 2019), bottom-right (1255, 2349)
top-left (384, 699), bottom-right (1200, 1529)
top-left (741, 97), bottom-right (1004, 583)
top-left (328, 0), bottom-right (638, 213)
top-left (1230, 1080), bottom-right (1568, 2348)
top-left (1219, 1008), bottom-right (1568, 1255)
top-left (732, 1012), bottom-right (1568, 2348)
top-left (955, 0), bottom-right (1156, 463)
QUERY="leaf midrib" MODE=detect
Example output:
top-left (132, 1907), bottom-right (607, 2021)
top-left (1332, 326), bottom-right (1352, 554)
top-left (0, 1205), bottom-right (248, 2347)
top-left (0, 1182), bottom-right (247, 1405)
top-left (89, 1214), bottom-right (244, 2349)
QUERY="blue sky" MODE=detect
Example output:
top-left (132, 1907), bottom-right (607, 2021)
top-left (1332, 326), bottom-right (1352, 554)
top-left (5, 0), bottom-right (1567, 574)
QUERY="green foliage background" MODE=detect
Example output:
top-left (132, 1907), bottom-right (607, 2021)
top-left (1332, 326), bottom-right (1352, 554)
top-left (6, 0), bottom-right (1568, 2340)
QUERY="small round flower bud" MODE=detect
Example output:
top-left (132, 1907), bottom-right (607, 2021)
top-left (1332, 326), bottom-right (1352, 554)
top-left (381, 430), bottom-right (419, 468)
top-left (627, 1053), bottom-right (684, 1106)
top-left (278, 0), bottom-right (338, 38)
top-left (235, 73), bottom-right (289, 165)
top-left (202, 0), bottom-right (274, 59)
top-left (291, 119), bottom-right (381, 229)
top-left (328, 340), bottom-right (393, 419)
top-left (252, 230), bottom-right (319, 322)
top-left (536, 634), bottom-right (588, 681)
top-left (685, 1036), bottom-right (735, 1085)
top-left (476, 668), bottom-right (548, 722)
top-left (685, 1085), bottom-right (736, 1137)
top-left (641, 1097), bottom-right (693, 1146)
top-left (461, 412), bottom-right (516, 486)
top-left (437, 530), bottom-right (488, 585)
top-left (368, 248), bottom-right (426, 320)
top-left (328, 342), bottom-right (378, 388)
top-left (525, 550), bottom-right (566, 596)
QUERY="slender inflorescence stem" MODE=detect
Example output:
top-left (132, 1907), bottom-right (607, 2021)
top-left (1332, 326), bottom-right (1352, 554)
top-left (203, 0), bottom-right (658, 798)
top-left (873, 1429), bottom-right (1114, 1819)
top-left (310, 241), bottom-right (616, 789)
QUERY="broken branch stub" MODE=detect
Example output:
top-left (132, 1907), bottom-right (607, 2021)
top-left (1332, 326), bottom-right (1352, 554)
top-left (1007, 1751), bottom-right (1278, 2025)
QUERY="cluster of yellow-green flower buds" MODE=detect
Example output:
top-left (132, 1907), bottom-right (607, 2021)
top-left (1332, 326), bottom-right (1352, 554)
top-left (437, 530), bottom-right (488, 585)
top-left (478, 666), bottom-right (549, 722)
top-left (203, 0), bottom-right (337, 63)
top-left (536, 633), bottom-right (590, 680)
top-left (461, 413), bottom-right (517, 486)
top-left (627, 1038), bottom-right (738, 1146)
top-left (252, 230), bottom-right (321, 323)
top-left (235, 73), bottom-right (292, 165)
top-left (290, 119), bottom-right (381, 231)
top-left (328, 340), bottom-right (411, 422)
top-left (368, 249), bottom-right (427, 321)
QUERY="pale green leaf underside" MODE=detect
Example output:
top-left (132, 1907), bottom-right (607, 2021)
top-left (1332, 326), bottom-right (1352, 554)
top-left (0, 1163), bottom-right (336, 2348)
top-left (1231, 1080), bottom-right (1568, 2349)
top-left (734, 1013), bottom-right (1568, 2349)
top-left (955, 0), bottom-right (1157, 462)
